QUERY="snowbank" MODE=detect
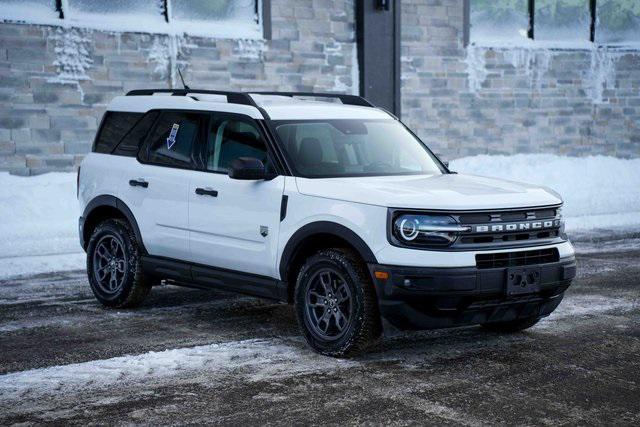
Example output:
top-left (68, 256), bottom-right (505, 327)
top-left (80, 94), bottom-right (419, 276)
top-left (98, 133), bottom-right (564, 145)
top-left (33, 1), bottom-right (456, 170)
top-left (0, 154), bottom-right (638, 279)
top-left (450, 154), bottom-right (640, 231)
top-left (0, 172), bottom-right (83, 279)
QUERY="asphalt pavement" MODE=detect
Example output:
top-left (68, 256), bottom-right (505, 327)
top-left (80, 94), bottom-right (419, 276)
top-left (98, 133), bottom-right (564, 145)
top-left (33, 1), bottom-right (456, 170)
top-left (0, 236), bottom-right (639, 426)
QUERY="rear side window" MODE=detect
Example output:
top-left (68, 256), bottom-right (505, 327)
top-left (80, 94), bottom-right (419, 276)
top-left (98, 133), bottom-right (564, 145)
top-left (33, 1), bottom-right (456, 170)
top-left (113, 111), bottom-right (159, 156)
top-left (93, 112), bottom-right (143, 154)
top-left (143, 111), bottom-right (205, 169)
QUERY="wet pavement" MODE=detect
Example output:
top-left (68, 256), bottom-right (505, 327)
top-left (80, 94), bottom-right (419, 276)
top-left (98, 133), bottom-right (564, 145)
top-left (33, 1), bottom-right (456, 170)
top-left (0, 238), bottom-right (639, 425)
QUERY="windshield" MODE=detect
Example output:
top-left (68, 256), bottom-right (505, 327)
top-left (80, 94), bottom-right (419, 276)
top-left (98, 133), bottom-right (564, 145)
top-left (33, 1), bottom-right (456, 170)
top-left (273, 119), bottom-right (445, 178)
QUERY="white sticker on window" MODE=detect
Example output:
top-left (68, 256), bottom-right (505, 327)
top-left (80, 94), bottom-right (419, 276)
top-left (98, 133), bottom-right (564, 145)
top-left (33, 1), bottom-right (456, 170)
top-left (166, 123), bottom-right (180, 150)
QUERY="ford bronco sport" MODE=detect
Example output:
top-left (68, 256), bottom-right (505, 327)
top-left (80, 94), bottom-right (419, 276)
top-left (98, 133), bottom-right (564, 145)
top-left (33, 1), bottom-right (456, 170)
top-left (78, 90), bottom-right (576, 357)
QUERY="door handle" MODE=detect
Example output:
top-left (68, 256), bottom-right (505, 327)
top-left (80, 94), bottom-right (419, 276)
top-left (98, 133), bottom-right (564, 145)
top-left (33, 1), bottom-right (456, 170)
top-left (195, 187), bottom-right (218, 197)
top-left (129, 179), bottom-right (148, 188)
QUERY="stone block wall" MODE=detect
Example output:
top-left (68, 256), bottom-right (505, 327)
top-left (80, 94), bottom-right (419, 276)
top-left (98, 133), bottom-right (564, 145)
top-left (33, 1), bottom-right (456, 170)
top-left (0, 0), bottom-right (357, 175)
top-left (1, 0), bottom-right (638, 174)
top-left (401, 0), bottom-right (640, 160)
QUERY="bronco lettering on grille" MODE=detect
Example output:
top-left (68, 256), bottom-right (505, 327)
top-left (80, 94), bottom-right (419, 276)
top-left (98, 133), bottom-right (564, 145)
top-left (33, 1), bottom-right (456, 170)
top-left (474, 220), bottom-right (560, 233)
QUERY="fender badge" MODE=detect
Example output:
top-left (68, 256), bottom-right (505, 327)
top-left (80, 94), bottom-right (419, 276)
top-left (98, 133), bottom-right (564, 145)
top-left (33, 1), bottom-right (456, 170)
top-left (260, 226), bottom-right (269, 237)
top-left (166, 123), bottom-right (180, 149)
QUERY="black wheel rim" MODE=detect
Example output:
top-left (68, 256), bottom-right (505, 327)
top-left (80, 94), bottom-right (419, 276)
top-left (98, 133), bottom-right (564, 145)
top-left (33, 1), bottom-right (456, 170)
top-left (92, 235), bottom-right (127, 295)
top-left (304, 268), bottom-right (353, 341)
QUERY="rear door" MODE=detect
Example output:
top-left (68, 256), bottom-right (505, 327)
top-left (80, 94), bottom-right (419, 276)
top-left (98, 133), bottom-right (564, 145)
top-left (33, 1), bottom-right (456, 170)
top-left (188, 113), bottom-right (285, 278)
top-left (122, 110), bottom-right (206, 261)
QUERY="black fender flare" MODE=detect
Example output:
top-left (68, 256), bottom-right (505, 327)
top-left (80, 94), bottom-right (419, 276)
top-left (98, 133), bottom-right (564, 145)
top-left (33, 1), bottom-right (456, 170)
top-left (278, 221), bottom-right (378, 280)
top-left (81, 195), bottom-right (146, 253)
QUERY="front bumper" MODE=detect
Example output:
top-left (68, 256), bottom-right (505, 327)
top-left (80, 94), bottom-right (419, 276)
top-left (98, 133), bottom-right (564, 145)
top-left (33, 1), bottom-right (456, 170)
top-left (368, 257), bottom-right (576, 331)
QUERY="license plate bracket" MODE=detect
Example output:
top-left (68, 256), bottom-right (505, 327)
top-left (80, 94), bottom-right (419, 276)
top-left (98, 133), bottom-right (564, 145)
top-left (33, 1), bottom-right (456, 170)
top-left (506, 267), bottom-right (541, 296)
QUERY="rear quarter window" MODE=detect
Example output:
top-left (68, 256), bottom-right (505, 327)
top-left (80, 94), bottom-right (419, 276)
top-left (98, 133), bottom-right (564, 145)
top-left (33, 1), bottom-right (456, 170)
top-left (113, 111), bottom-right (159, 156)
top-left (93, 112), bottom-right (143, 154)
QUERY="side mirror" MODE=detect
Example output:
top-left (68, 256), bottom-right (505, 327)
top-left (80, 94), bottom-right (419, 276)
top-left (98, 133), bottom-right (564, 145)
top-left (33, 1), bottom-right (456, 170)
top-left (228, 157), bottom-right (270, 180)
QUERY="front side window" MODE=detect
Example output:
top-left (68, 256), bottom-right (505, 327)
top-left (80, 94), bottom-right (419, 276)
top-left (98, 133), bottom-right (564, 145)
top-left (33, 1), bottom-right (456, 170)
top-left (204, 115), bottom-right (268, 173)
top-left (274, 119), bottom-right (444, 178)
top-left (145, 112), bottom-right (204, 169)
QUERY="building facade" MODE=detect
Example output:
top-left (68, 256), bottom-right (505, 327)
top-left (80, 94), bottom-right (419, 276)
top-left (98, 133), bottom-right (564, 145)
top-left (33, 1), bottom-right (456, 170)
top-left (0, 0), bottom-right (638, 175)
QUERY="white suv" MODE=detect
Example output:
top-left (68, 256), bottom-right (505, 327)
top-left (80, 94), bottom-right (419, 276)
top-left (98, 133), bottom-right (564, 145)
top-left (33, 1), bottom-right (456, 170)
top-left (78, 90), bottom-right (576, 356)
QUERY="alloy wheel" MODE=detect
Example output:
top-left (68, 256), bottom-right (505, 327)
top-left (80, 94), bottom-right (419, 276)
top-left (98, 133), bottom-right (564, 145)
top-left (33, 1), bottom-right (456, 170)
top-left (304, 268), bottom-right (353, 340)
top-left (92, 235), bottom-right (127, 295)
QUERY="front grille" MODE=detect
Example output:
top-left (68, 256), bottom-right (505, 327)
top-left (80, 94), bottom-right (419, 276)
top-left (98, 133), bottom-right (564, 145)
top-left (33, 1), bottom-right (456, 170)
top-left (459, 230), bottom-right (561, 245)
top-left (457, 208), bottom-right (557, 224)
top-left (475, 248), bottom-right (559, 269)
top-left (452, 206), bottom-right (563, 249)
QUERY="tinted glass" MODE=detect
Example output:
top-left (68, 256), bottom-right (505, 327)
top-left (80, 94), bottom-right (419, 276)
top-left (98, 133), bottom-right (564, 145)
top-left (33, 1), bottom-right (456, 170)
top-left (205, 115), bottom-right (268, 173)
top-left (93, 112), bottom-right (143, 154)
top-left (596, 0), bottom-right (640, 45)
top-left (274, 119), bottom-right (444, 178)
top-left (113, 111), bottom-right (159, 156)
top-left (146, 112), bottom-right (203, 169)
top-left (470, 0), bottom-right (529, 45)
top-left (535, 0), bottom-right (590, 42)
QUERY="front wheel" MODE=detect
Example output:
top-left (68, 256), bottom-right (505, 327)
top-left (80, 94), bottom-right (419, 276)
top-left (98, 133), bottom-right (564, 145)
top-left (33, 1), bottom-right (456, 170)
top-left (86, 219), bottom-right (151, 308)
top-left (294, 248), bottom-right (382, 357)
top-left (481, 316), bottom-right (541, 333)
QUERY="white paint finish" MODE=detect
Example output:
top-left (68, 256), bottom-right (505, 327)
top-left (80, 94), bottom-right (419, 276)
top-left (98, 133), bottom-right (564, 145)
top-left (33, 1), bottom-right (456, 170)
top-left (118, 160), bottom-right (191, 260)
top-left (277, 187), bottom-right (390, 274)
top-left (375, 241), bottom-right (575, 268)
top-left (260, 103), bottom-right (393, 120)
top-left (294, 173), bottom-right (562, 211)
top-left (107, 96), bottom-right (264, 119)
top-left (188, 172), bottom-right (285, 277)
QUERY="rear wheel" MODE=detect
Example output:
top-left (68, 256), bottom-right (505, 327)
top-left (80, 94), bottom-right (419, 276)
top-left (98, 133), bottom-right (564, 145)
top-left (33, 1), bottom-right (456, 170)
top-left (294, 248), bottom-right (381, 357)
top-left (86, 219), bottom-right (151, 308)
top-left (481, 317), bottom-right (541, 332)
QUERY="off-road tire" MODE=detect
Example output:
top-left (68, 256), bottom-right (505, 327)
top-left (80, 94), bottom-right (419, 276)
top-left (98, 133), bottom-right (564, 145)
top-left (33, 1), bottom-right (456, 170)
top-left (86, 219), bottom-right (151, 308)
top-left (294, 248), bottom-right (382, 357)
top-left (481, 316), bottom-right (541, 333)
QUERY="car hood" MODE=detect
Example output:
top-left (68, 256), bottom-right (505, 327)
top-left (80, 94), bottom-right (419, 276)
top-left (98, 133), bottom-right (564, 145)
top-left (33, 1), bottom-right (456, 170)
top-left (295, 173), bottom-right (562, 210)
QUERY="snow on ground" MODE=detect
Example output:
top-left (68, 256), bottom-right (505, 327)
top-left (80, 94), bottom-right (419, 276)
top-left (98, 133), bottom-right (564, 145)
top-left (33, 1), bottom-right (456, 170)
top-left (450, 154), bottom-right (640, 231)
top-left (0, 338), bottom-right (356, 403)
top-left (0, 172), bottom-right (83, 279)
top-left (0, 154), bottom-right (638, 279)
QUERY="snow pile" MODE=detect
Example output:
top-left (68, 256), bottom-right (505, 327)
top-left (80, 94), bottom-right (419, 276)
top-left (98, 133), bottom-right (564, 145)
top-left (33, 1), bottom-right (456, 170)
top-left (0, 338), bottom-right (355, 402)
top-left (450, 154), bottom-right (640, 231)
top-left (0, 172), bottom-right (83, 279)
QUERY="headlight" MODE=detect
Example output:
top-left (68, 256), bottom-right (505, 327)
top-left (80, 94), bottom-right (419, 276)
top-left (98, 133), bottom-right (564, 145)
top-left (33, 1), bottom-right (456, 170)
top-left (392, 213), bottom-right (470, 247)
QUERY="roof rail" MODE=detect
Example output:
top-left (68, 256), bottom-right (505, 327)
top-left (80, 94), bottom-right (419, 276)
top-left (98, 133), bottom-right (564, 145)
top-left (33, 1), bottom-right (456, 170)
top-left (124, 89), bottom-right (375, 108)
top-left (251, 91), bottom-right (375, 107)
top-left (125, 89), bottom-right (258, 107)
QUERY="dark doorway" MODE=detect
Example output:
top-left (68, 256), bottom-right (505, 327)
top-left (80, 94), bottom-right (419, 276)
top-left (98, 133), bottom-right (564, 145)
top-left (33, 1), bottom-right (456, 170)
top-left (356, 0), bottom-right (401, 116)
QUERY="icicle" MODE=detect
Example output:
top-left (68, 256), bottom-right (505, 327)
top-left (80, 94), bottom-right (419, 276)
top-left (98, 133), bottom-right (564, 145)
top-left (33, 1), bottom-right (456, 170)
top-left (585, 47), bottom-right (618, 104)
top-left (465, 45), bottom-right (488, 93)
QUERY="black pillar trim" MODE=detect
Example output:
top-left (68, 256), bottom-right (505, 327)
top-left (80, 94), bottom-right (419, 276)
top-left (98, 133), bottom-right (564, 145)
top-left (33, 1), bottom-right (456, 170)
top-left (162, 0), bottom-right (169, 22)
top-left (589, 0), bottom-right (597, 42)
top-left (356, 0), bottom-right (401, 117)
top-left (463, 0), bottom-right (470, 46)
top-left (262, 0), bottom-right (272, 40)
top-left (393, 1), bottom-right (401, 118)
top-left (528, 0), bottom-right (535, 39)
top-left (55, 0), bottom-right (64, 19)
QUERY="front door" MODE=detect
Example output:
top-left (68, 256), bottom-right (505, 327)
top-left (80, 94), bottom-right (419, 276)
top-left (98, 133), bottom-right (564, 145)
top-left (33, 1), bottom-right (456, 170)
top-left (188, 113), bottom-right (284, 278)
